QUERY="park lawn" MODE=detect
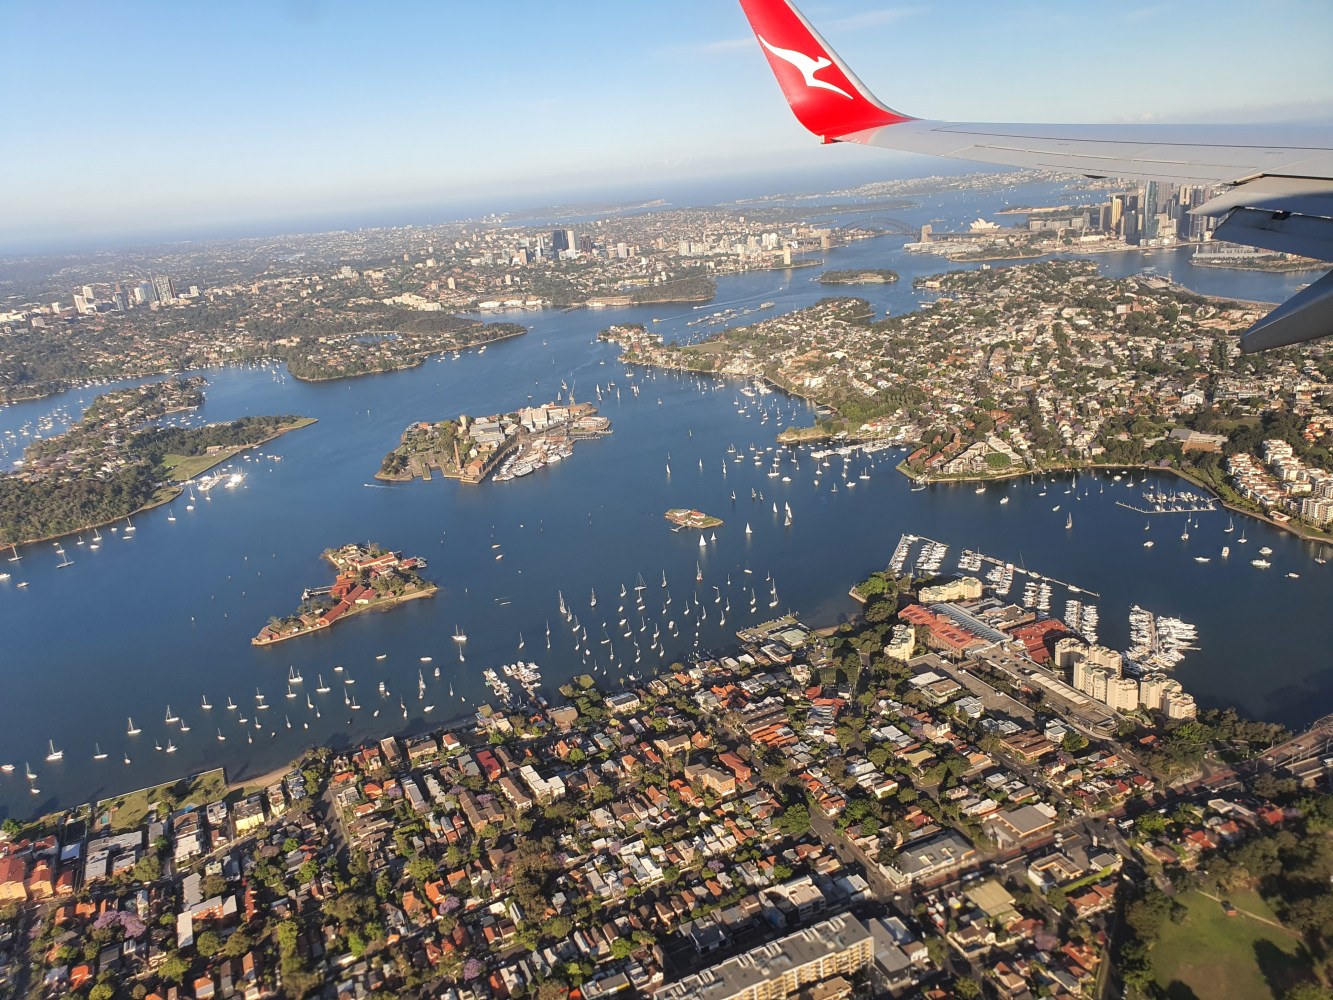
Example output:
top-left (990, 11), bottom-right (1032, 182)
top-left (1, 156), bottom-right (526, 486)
top-left (97, 768), bottom-right (227, 832)
top-left (160, 417), bottom-right (317, 481)
top-left (1150, 888), bottom-right (1312, 1000)
top-left (160, 448), bottom-right (246, 482)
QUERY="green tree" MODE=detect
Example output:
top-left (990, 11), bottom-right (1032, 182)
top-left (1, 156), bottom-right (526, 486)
top-left (611, 938), bottom-right (634, 960)
top-left (223, 930), bottom-right (253, 958)
top-left (1285, 983), bottom-right (1333, 1000)
top-left (89, 985), bottom-right (115, 1000)
top-left (160, 954), bottom-right (189, 983)
top-left (1061, 730), bottom-right (1089, 753)
top-left (200, 873), bottom-right (227, 898)
top-left (132, 854), bottom-right (162, 883)
top-left (777, 802), bottom-right (811, 838)
top-left (196, 930), bottom-right (221, 958)
top-left (406, 855), bottom-right (436, 885)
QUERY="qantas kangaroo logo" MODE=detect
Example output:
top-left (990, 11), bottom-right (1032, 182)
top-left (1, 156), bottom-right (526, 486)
top-left (758, 35), bottom-right (853, 100)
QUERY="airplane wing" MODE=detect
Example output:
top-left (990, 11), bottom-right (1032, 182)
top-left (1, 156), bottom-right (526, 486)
top-left (736, 0), bottom-right (1333, 353)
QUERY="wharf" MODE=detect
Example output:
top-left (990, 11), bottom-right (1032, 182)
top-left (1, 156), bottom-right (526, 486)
top-left (1115, 500), bottom-right (1217, 515)
top-left (736, 614), bottom-right (801, 645)
top-left (973, 552), bottom-right (1101, 599)
top-left (891, 530), bottom-right (1101, 600)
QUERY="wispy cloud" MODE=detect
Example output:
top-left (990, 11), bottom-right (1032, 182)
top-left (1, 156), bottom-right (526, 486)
top-left (1125, 4), bottom-right (1172, 20)
top-left (658, 7), bottom-right (920, 61)
top-left (827, 7), bottom-right (922, 31)
top-left (654, 36), bottom-right (753, 59)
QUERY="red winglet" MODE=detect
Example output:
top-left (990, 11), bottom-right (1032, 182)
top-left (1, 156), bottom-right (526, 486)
top-left (737, 0), bottom-right (911, 141)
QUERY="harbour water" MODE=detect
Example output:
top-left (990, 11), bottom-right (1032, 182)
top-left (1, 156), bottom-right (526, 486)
top-left (1, 181), bottom-right (1328, 819)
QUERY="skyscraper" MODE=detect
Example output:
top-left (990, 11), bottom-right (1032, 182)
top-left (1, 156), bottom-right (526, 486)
top-left (152, 275), bottom-right (177, 303)
top-left (1141, 181), bottom-right (1161, 242)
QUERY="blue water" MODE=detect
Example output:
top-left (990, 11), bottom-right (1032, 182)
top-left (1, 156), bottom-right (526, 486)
top-left (0, 181), bottom-right (1327, 819)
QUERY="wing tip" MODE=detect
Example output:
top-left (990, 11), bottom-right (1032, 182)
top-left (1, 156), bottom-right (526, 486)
top-left (737, 0), bottom-right (910, 141)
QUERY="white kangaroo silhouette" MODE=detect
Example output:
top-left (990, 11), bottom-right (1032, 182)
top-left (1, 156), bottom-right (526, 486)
top-left (758, 35), bottom-right (853, 100)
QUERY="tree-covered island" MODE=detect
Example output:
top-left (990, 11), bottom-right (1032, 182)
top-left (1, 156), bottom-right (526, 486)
top-left (817, 268), bottom-right (900, 285)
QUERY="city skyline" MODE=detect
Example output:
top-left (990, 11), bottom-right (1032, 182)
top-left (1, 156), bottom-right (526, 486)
top-left (2, 0), bottom-right (1332, 252)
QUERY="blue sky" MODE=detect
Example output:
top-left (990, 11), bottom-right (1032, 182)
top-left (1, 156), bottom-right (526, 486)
top-left (1, 0), bottom-right (1330, 251)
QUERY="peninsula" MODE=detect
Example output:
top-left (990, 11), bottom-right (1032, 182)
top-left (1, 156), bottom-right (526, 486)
top-left (602, 259), bottom-right (1333, 540)
top-left (252, 543), bottom-right (436, 646)
top-left (6, 541), bottom-right (1329, 1000)
top-left (0, 378), bottom-right (313, 546)
top-left (377, 400), bottom-right (611, 485)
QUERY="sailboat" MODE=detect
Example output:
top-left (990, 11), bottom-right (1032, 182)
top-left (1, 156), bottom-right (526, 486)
top-left (164, 705), bottom-right (179, 724)
top-left (1065, 513), bottom-right (1073, 530)
top-left (93, 743), bottom-right (107, 761)
top-left (7, 544), bottom-right (19, 562)
top-left (201, 695), bottom-right (212, 710)
top-left (288, 665), bottom-right (303, 684)
top-left (316, 674), bottom-right (330, 693)
top-left (745, 523), bottom-right (752, 535)
top-left (698, 534), bottom-right (706, 548)
top-left (45, 740), bottom-right (63, 762)
top-left (127, 717), bottom-right (141, 736)
top-left (1225, 517), bottom-right (1235, 533)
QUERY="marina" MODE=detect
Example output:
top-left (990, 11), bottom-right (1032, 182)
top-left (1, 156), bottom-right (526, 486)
top-left (1, 184), bottom-right (1330, 816)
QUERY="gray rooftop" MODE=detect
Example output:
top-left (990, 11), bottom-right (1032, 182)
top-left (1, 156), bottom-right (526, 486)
top-left (655, 913), bottom-right (872, 1000)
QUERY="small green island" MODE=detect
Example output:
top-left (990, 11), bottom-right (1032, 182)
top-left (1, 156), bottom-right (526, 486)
top-left (377, 401), bottom-right (611, 484)
top-left (0, 378), bottom-right (313, 546)
top-left (665, 508), bottom-right (723, 529)
top-left (817, 268), bottom-right (899, 285)
top-left (253, 543), bottom-right (437, 646)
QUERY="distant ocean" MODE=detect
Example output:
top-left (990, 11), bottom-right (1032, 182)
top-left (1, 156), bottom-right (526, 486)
top-left (0, 157), bottom-right (983, 256)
